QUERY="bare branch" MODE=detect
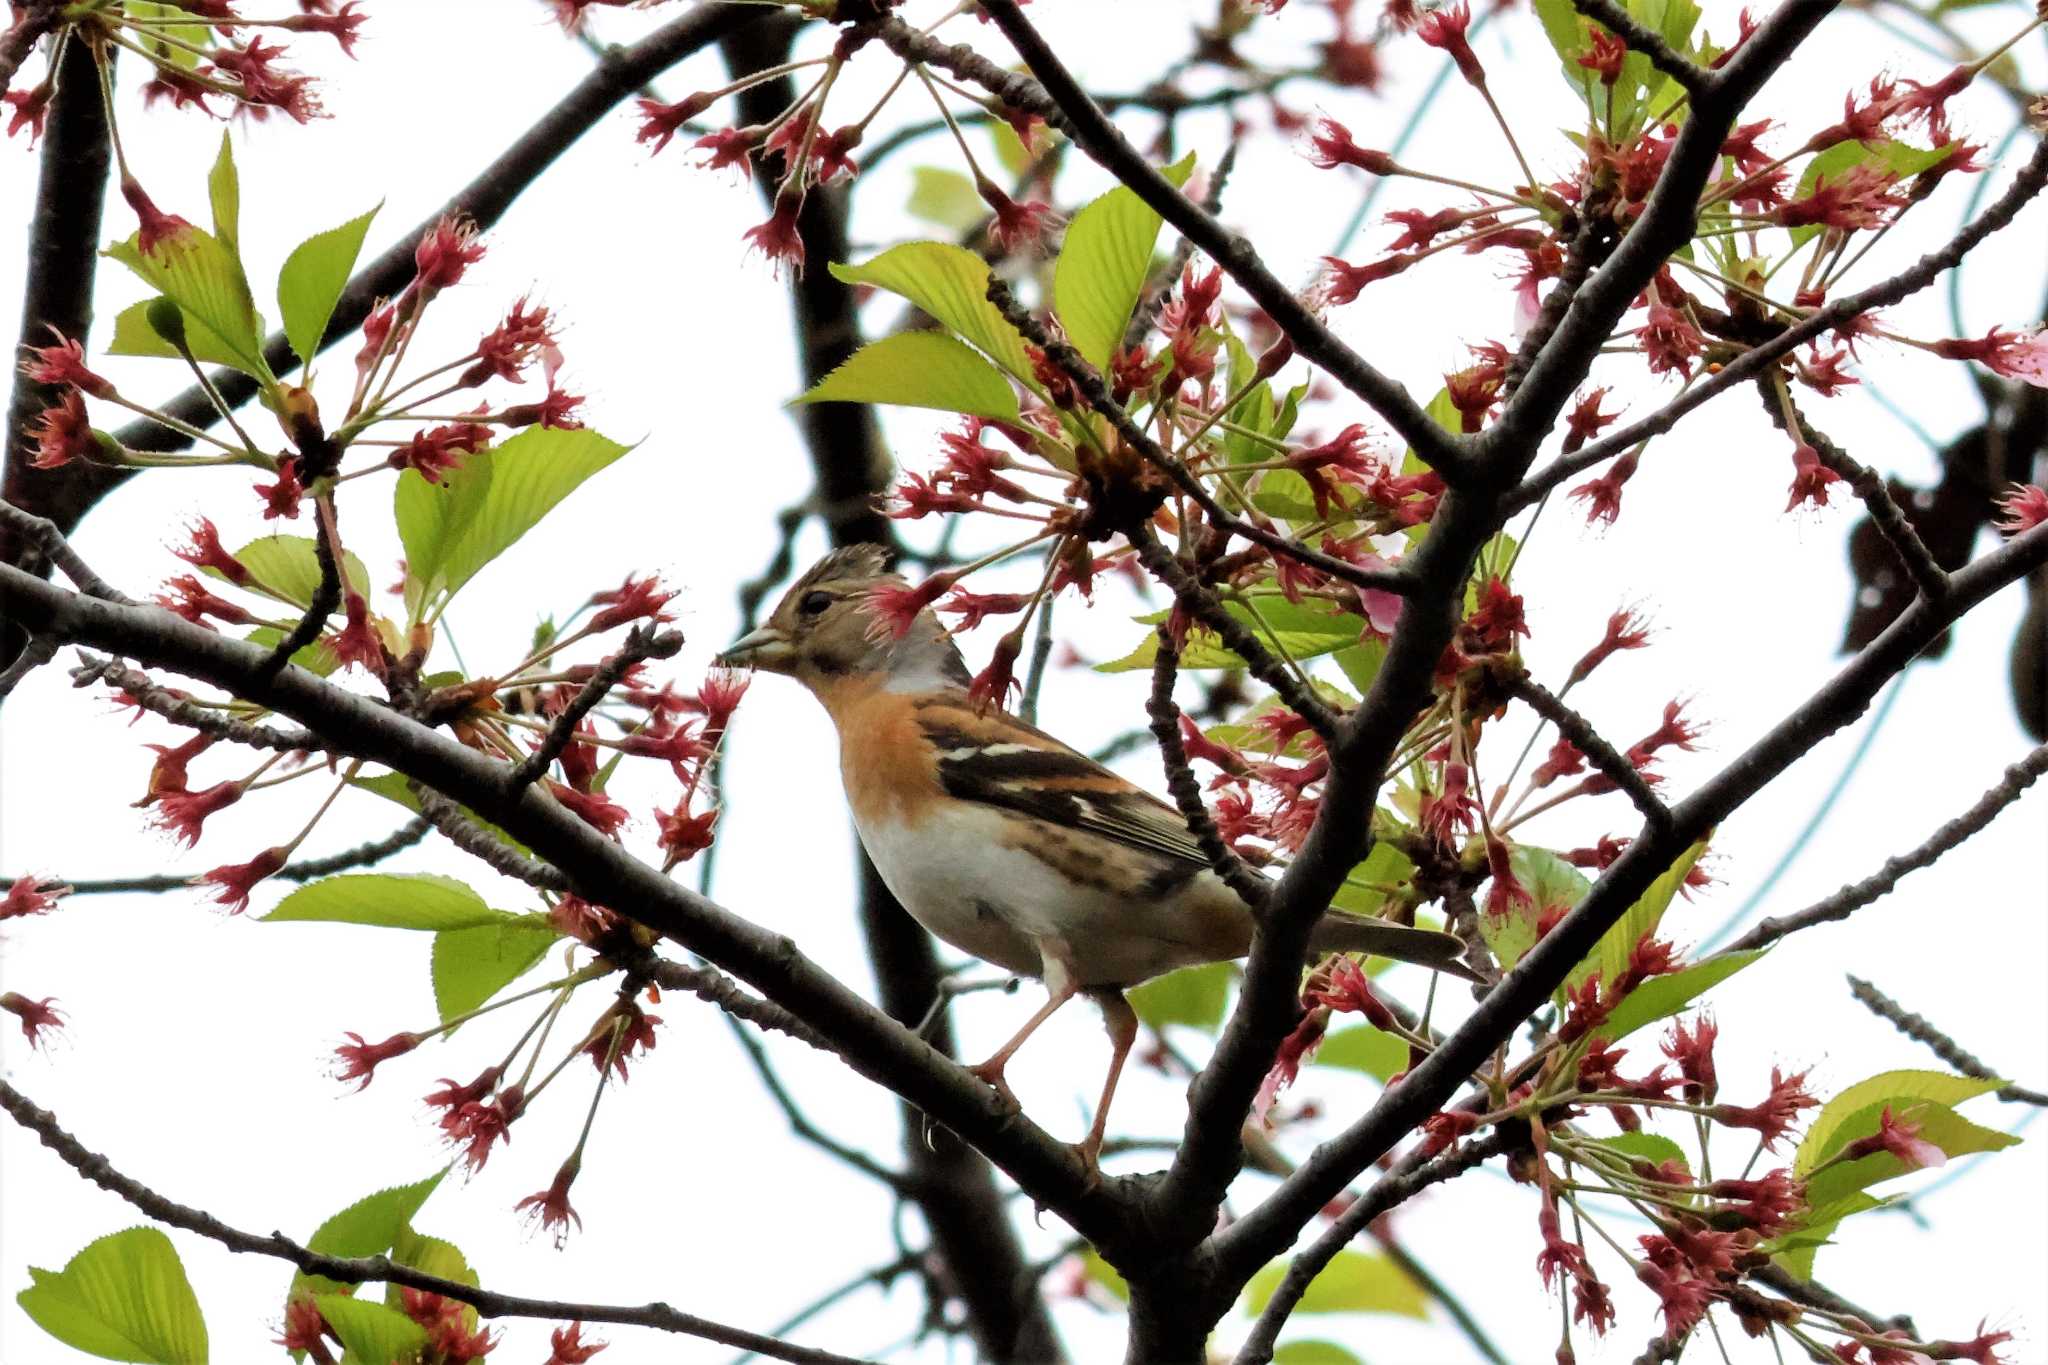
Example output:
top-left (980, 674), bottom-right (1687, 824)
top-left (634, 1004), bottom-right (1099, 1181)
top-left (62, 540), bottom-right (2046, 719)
top-left (0, 4), bottom-right (63, 92)
top-left (1847, 975), bottom-right (2048, 1106)
top-left (506, 626), bottom-right (684, 793)
top-left (0, 631), bottom-right (56, 699)
top-left (1507, 674), bottom-right (1672, 831)
top-left (0, 1076), bottom-right (874, 1365)
top-left (1722, 741), bottom-right (2048, 954)
top-left (881, 6), bottom-right (1467, 479)
top-left (409, 785), bottom-right (573, 893)
top-left (1126, 524), bottom-right (1342, 743)
top-left (29, 815), bottom-right (431, 896)
top-left (1146, 628), bottom-right (1272, 908)
top-left (0, 501), bottom-right (132, 603)
top-left (73, 653), bottom-right (322, 752)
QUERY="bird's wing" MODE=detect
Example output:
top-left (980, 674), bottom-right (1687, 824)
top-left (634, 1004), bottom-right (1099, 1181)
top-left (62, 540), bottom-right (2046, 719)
top-left (914, 696), bottom-right (1210, 867)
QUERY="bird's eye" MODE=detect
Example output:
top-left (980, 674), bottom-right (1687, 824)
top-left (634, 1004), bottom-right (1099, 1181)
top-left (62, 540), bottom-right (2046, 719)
top-left (798, 591), bottom-right (832, 617)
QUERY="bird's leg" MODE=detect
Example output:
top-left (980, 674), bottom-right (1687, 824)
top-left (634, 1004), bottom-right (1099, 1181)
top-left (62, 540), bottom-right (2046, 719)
top-left (1072, 989), bottom-right (1139, 1177)
top-left (965, 954), bottom-right (1075, 1106)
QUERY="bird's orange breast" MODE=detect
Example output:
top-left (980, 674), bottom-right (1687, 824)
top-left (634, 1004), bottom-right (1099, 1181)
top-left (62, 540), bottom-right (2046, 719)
top-left (814, 676), bottom-right (946, 826)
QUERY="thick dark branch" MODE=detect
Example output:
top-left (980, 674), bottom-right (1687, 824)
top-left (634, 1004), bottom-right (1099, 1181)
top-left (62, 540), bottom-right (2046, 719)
top-left (1847, 975), bottom-right (2048, 1106)
top-left (0, 551), bottom-right (1137, 1259)
top-left (982, 277), bottom-right (1412, 598)
top-left (1146, 629), bottom-right (1270, 908)
top-left (1570, 0), bottom-right (1710, 93)
top-left (36, 815), bottom-right (430, 895)
top-left (880, 5), bottom-right (1466, 479)
top-left (1236, 1128), bottom-right (1520, 1364)
top-left (1507, 674), bottom-right (1672, 831)
top-left (0, 4), bottom-right (62, 91)
top-left (1, 26), bottom-right (112, 600)
top-left (1214, 518), bottom-right (2048, 1273)
top-left (1759, 383), bottom-right (1949, 601)
top-left (0, 501), bottom-right (131, 603)
top-left (0, 1077), bottom-right (871, 1365)
top-left (1722, 741), bottom-right (2048, 954)
top-left (1515, 133), bottom-right (2048, 508)
top-left (1126, 523), bottom-right (1341, 743)
top-left (507, 626), bottom-right (683, 792)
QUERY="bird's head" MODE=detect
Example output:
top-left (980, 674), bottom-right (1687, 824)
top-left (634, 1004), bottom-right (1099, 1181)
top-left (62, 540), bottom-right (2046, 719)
top-left (719, 544), bottom-right (969, 696)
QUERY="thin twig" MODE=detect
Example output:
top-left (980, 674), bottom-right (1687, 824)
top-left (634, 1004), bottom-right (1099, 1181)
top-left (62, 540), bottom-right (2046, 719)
top-left (1506, 674), bottom-right (1672, 831)
top-left (72, 653), bottom-right (321, 751)
top-left (256, 497), bottom-right (344, 680)
top-left (1722, 742), bottom-right (2048, 954)
top-left (1758, 382), bottom-right (1949, 600)
top-left (981, 277), bottom-right (1414, 598)
top-left (717, 1008), bottom-right (916, 1191)
top-left (0, 500), bottom-right (132, 603)
top-left (0, 4), bottom-right (63, 92)
top-left (0, 632), bottom-right (57, 699)
top-left (1146, 628), bottom-right (1271, 908)
top-left (28, 815), bottom-right (431, 896)
top-left (410, 784), bottom-right (572, 892)
top-left (1126, 523), bottom-right (1341, 743)
top-left (1847, 975), bottom-right (2048, 1106)
top-left (0, 1076), bottom-right (873, 1365)
top-left (1236, 1128), bottom-right (1519, 1364)
top-left (507, 626), bottom-right (683, 792)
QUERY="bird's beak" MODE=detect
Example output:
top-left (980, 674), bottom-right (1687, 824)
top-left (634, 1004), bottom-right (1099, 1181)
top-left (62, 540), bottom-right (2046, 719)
top-left (718, 624), bottom-right (795, 673)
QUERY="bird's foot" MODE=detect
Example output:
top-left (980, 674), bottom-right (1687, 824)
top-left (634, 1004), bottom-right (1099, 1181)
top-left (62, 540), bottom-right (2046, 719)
top-left (1066, 1135), bottom-right (1106, 1193)
top-left (965, 1056), bottom-right (1021, 1111)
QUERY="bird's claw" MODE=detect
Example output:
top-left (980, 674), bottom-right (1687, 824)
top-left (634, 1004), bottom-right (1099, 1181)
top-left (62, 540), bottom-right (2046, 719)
top-left (966, 1057), bottom-right (1020, 1111)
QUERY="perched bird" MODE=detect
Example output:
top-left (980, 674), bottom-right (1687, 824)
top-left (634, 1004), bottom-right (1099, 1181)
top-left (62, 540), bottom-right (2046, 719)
top-left (722, 544), bottom-right (1477, 1165)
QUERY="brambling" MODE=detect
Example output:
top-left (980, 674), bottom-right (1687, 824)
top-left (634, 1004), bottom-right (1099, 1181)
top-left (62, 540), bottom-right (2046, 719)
top-left (722, 545), bottom-right (1476, 1166)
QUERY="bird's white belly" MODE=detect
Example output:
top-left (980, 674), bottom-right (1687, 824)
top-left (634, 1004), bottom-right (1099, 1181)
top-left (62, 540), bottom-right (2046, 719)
top-left (852, 806), bottom-right (1233, 987)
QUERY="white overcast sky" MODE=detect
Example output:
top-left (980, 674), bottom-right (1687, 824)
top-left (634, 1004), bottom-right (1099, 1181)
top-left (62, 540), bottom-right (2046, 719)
top-left (2, 3), bottom-right (2045, 1362)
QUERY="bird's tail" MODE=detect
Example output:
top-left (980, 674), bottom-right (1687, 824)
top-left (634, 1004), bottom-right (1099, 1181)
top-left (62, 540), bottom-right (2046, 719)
top-left (1308, 911), bottom-right (1485, 984)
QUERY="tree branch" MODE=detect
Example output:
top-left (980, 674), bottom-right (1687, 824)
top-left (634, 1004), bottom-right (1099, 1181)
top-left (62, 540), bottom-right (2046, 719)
top-left (1506, 674), bottom-right (1672, 831)
top-left (1846, 975), bottom-right (2048, 1106)
top-left (0, 4), bottom-right (63, 92)
top-left (506, 626), bottom-right (683, 792)
top-left (0, 1076), bottom-right (872, 1365)
top-left (1236, 1127), bottom-right (1520, 1364)
top-left (1514, 133), bottom-right (2048, 509)
top-left (981, 276), bottom-right (1414, 598)
top-left (27, 815), bottom-right (431, 896)
top-left (1721, 741), bottom-right (2048, 954)
top-left (879, 5), bottom-right (1467, 479)
top-left (72, 653), bottom-right (322, 752)
top-left (1570, 0), bottom-right (1710, 93)
top-left (1212, 518), bottom-right (2048, 1274)
top-left (1146, 628), bottom-right (1271, 908)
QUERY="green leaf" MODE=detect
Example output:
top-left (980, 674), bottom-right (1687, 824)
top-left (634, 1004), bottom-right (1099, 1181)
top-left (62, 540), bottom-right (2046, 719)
top-left (241, 625), bottom-right (341, 677)
top-left (432, 919), bottom-right (558, 1028)
top-left (1314, 1025), bottom-right (1405, 1081)
top-left (1244, 1250), bottom-right (1427, 1318)
top-left (383, 1232), bottom-right (478, 1327)
top-left (1129, 961), bottom-right (1232, 1033)
top-left (107, 298), bottom-right (264, 372)
top-left (207, 132), bottom-right (239, 251)
top-left (1333, 641), bottom-right (1385, 697)
top-left (314, 1295), bottom-right (426, 1365)
top-left (278, 205), bottom-right (379, 369)
top-left (396, 426), bottom-right (632, 612)
top-left (1583, 1131), bottom-right (1691, 1177)
top-left (906, 166), bottom-right (984, 231)
top-left (17, 1228), bottom-right (208, 1365)
top-left (262, 873), bottom-right (506, 931)
top-left (292, 1172), bottom-right (445, 1302)
top-left (830, 242), bottom-right (1037, 387)
top-left (1097, 596), bottom-right (1361, 673)
top-left (1053, 152), bottom-right (1197, 371)
top-left (794, 332), bottom-right (1020, 421)
top-left (1272, 1343), bottom-right (1364, 1365)
top-left (106, 228), bottom-right (272, 382)
top-left (1796, 1071), bottom-right (2006, 1174)
top-left (1593, 948), bottom-right (1768, 1044)
top-left (1802, 1099), bottom-right (2017, 1222)
top-left (219, 534), bottom-right (371, 608)
top-left (1788, 139), bottom-right (1951, 246)
top-left (1563, 840), bottom-right (1706, 999)
top-left (1079, 1249), bottom-right (1128, 1302)
top-left (1328, 840), bottom-right (1414, 918)
top-left (123, 4), bottom-right (208, 70)
top-left (1766, 1191), bottom-right (1884, 1280)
